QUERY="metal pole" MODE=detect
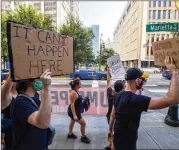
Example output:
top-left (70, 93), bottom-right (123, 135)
top-left (148, 33), bottom-right (151, 68)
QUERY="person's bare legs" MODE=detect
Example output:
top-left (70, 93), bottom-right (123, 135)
top-left (77, 118), bottom-right (86, 136)
top-left (77, 118), bottom-right (91, 143)
top-left (68, 119), bottom-right (75, 135)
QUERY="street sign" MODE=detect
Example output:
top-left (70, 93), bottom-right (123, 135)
top-left (146, 23), bottom-right (179, 32)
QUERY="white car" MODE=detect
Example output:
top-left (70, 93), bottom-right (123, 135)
top-left (141, 67), bottom-right (161, 73)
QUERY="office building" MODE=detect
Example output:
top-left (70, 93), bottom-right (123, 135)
top-left (90, 25), bottom-right (100, 57)
top-left (113, 1), bottom-right (179, 68)
top-left (2, 0), bottom-right (79, 29)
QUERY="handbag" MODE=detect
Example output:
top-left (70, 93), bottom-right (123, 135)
top-left (19, 94), bottom-right (56, 146)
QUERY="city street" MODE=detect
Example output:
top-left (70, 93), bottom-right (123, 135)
top-left (49, 73), bottom-right (179, 149)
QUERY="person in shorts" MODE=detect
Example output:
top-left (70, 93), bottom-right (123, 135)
top-left (67, 78), bottom-right (91, 144)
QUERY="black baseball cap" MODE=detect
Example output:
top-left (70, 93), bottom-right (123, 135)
top-left (125, 68), bottom-right (144, 81)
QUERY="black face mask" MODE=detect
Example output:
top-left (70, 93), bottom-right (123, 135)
top-left (136, 79), bottom-right (143, 90)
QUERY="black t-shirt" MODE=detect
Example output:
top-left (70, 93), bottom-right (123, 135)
top-left (10, 94), bottom-right (47, 150)
top-left (113, 91), bottom-right (151, 149)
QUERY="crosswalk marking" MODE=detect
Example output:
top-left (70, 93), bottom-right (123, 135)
top-left (147, 89), bottom-right (168, 93)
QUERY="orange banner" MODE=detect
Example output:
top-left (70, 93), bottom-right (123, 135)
top-left (51, 86), bottom-right (108, 115)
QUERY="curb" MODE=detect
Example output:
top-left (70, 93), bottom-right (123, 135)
top-left (52, 78), bottom-right (71, 80)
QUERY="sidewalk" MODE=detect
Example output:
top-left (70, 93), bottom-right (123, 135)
top-left (49, 109), bottom-right (179, 149)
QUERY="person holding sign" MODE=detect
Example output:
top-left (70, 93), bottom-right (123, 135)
top-left (67, 79), bottom-right (91, 144)
top-left (10, 69), bottom-right (52, 150)
top-left (108, 56), bottom-right (179, 150)
top-left (105, 66), bottom-right (124, 150)
top-left (1, 73), bottom-right (17, 150)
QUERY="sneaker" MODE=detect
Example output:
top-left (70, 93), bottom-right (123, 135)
top-left (104, 146), bottom-right (111, 150)
top-left (81, 135), bottom-right (91, 143)
top-left (67, 133), bottom-right (77, 139)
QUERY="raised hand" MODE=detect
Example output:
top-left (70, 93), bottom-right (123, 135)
top-left (164, 56), bottom-right (177, 72)
top-left (40, 69), bottom-right (52, 86)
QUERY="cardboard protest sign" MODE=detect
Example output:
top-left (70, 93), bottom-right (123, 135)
top-left (152, 37), bottom-right (179, 68)
top-left (107, 54), bottom-right (126, 79)
top-left (7, 21), bottom-right (74, 81)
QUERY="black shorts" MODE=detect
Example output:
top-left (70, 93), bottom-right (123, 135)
top-left (68, 112), bottom-right (82, 121)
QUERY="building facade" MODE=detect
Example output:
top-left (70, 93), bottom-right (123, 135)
top-left (2, 0), bottom-right (79, 30)
top-left (113, 1), bottom-right (179, 68)
top-left (90, 25), bottom-right (100, 57)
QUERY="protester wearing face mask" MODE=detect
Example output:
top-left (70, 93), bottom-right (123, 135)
top-left (105, 67), bottom-right (125, 150)
top-left (10, 69), bottom-right (52, 150)
top-left (135, 71), bottom-right (149, 95)
top-left (67, 78), bottom-right (91, 144)
top-left (1, 73), bottom-right (17, 150)
top-left (109, 56), bottom-right (179, 150)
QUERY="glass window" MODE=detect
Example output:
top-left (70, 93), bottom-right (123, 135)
top-left (174, 10), bottom-right (176, 19)
top-left (168, 1), bottom-right (171, 7)
top-left (158, 10), bottom-right (161, 19)
top-left (163, 0), bottom-right (167, 7)
top-left (153, 10), bottom-right (156, 19)
top-left (149, 1), bottom-right (151, 7)
top-left (149, 10), bottom-right (151, 19)
top-left (163, 10), bottom-right (166, 19)
top-left (168, 10), bottom-right (170, 19)
top-left (153, 0), bottom-right (156, 7)
top-left (158, 1), bottom-right (161, 7)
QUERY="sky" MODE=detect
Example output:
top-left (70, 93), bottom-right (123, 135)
top-left (79, 1), bottom-right (128, 41)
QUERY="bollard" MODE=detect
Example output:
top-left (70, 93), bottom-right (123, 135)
top-left (164, 104), bottom-right (179, 127)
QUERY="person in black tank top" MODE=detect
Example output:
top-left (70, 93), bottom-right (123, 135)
top-left (67, 79), bottom-right (91, 144)
top-left (1, 74), bottom-right (17, 150)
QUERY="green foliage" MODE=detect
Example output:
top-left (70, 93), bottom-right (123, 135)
top-left (96, 48), bottom-right (117, 66)
top-left (59, 13), bottom-right (94, 68)
top-left (1, 5), bottom-right (55, 63)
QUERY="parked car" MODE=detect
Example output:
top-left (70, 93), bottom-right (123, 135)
top-left (1, 69), bottom-right (9, 81)
top-left (142, 67), bottom-right (161, 73)
top-left (162, 70), bottom-right (171, 80)
top-left (70, 69), bottom-right (107, 80)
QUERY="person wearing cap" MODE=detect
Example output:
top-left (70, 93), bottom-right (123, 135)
top-left (105, 66), bottom-right (124, 150)
top-left (108, 56), bottom-right (179, 150)
top-left (10, 69), bottom-right (52, 150)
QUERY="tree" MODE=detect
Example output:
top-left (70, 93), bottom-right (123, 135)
top-left (96, 48), bottom-right (117, 67)
top-left (171, 32), bottom-right (179, 37)
top-left (1, 5), bottom-right (55, 67)
top-left (59, 13), bottom-right (94, 69)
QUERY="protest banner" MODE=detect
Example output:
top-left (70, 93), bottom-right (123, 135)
top-left (7, 21), bottom-right (74, 81)
top-left (50, 86), bottom-right (107, 115)
top-left (107, 54), bottom-right (126, 79)
top-left (152, 37), bottom-right (179, 68)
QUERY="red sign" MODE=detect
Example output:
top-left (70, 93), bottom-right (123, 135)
top-left (51, 86), bottom-right (108, 115)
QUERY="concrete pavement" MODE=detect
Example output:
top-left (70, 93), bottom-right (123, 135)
top-left (49, 110), bottom-right (179, 149)
top-left (48, 73), bottom-right (179, 149)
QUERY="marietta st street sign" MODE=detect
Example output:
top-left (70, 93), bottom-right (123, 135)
top-left (146, 23), bottom-right (179, 32)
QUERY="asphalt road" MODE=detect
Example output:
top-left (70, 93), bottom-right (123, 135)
top-left (52, 73), bottom-right (170, 98)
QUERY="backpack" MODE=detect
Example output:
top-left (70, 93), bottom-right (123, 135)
top-left (80, 97), bottom-right (90, 113)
